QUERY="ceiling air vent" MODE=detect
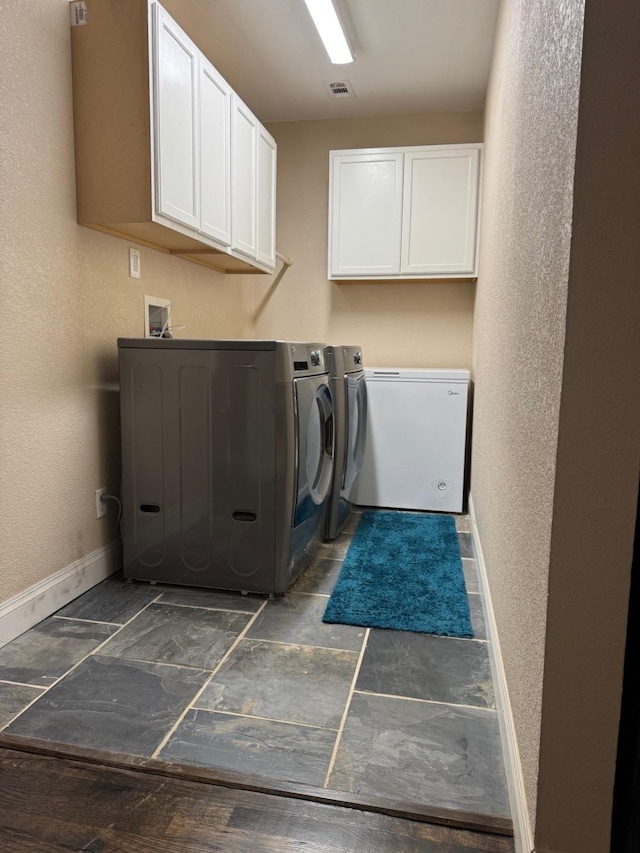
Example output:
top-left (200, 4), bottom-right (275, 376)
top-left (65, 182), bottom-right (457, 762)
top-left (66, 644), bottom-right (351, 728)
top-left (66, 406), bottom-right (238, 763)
top-left (323, 80), bottom-right (355, 99)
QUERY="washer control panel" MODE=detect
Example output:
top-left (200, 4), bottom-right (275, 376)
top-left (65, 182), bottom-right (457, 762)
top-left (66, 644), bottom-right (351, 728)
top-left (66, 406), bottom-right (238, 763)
top-left (289, 343), bottom-right (326, 374)
top-left (340, 345), bottom-right (364, 373)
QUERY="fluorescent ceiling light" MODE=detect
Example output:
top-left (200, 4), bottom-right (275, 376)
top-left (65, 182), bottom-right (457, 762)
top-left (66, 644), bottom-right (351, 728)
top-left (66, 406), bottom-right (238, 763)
top-left (302, 0), bottom-right (355, 64)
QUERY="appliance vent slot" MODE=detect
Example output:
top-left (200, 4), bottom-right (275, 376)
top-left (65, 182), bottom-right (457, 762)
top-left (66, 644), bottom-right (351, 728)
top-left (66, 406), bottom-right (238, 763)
top-left (323, 80), bottom-right (355, 99)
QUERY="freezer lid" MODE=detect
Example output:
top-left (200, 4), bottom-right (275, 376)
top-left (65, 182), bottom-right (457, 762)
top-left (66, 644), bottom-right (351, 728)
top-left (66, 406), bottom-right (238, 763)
top-left (365, 368), bottom-right (470, 382)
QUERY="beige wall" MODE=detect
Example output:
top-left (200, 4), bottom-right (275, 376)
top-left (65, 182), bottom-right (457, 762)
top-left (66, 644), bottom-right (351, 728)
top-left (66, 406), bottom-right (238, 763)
top-left (0, 1), bottom-right (249, 608)
top-left (473, 0), bottom-right (639, 851)
top-left (0, 8), bottom-right (481, 611)
top-left (247, 113), bottom-right (482, 367)
top-left (472, 0), bottom-right (584, 828)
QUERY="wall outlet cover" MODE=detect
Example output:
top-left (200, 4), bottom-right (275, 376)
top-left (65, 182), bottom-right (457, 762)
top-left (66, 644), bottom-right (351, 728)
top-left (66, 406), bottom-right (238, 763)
top-left (95, 487), bottom-right (108, 519)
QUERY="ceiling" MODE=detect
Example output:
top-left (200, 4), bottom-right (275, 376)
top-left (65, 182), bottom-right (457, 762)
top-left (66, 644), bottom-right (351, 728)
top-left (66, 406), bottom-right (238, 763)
top-left (162, 0), bottom-right (501, 123)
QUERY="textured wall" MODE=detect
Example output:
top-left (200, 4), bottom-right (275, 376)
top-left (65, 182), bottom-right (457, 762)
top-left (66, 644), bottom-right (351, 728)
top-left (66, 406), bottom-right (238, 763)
top-left (474, 0), bottom-right (640, 849)
top-left (247, 113), bottom-right (482, 367)
top-left (471, 0), bottom-right (585, 834)
top-left (0, 0), bottom-right (249, 607)
top-left (534, 0), bottom-right (640, 848)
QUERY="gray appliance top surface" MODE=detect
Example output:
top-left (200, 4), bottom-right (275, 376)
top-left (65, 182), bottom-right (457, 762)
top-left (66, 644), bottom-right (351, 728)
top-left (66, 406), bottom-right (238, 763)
top-left (117, 338), bottom-right (329, 350)
top-left (117, 339), bottom-right (329, 379)
top-left (118, 338), bottom-right (283, 351)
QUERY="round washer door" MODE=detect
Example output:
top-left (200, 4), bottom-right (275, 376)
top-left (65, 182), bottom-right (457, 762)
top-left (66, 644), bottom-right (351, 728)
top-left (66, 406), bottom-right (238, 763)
top-left (306, 383), bottom-right (335, 503)
top-left (294, 378), bottom-right (335, 527)
top-left (342, 372), bottom-right (367, 493)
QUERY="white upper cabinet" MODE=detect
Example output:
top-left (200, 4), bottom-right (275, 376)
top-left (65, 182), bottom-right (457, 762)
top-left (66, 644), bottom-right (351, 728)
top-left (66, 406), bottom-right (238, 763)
top-left (151, 1), bottom-right (277, 271)
top-left (329, 152), bottom-right (404, 277)
top-left (401, 147), bottom-right (480, 275)
top-left (70, 0), bottom-right (276, 274)
top-left (151, 4), bottom-right (277, 272)
top-left (328, 144), bottom-right (482, 280)
top-left (153, 5), bottom-right (199, 230)
top-left (231, 96), bottom-right (278, 267)
top-left (231, 96), bottom-right (258, 260)
top-left (199, 56), bottom-right (231, 246)
top-left (257, 125), bottom-right (277, 268)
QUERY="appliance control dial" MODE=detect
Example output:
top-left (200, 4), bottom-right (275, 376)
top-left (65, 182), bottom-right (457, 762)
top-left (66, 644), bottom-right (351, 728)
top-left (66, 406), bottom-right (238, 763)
top-left (354, 351), bottom-right (362, 365)
top-left (310, 349), bottom-right (321, 367)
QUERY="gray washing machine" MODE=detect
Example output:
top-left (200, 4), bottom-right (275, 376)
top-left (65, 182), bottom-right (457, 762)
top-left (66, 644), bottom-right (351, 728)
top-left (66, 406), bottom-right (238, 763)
top-left (324, 345), bottom-right (367, 540)
top-left (117, 339), bottom-right (334, 594)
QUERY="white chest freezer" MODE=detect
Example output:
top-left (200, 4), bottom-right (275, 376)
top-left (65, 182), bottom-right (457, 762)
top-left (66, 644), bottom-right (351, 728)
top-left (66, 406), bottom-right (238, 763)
top-left (355, 368), bottom-right (469, 513)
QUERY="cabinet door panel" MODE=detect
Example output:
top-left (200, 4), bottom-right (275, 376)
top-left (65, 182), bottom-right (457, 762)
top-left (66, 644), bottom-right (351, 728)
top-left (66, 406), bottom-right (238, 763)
top-left (153, 5), bottom-right (199, 229)
top-left (257, 126), bottom-right (277, 268)
top-left (330, 153), bottom-right (403, 277)
top-left (232, 97), bottom-right (257, 259)
top-left (199, 57), bottom-right (231, 245)
top-left (401, 148), bottom-right (479, 275)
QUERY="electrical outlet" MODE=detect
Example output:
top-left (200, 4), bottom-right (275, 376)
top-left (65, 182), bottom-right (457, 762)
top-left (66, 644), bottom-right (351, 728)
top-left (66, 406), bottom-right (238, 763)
top-left (129, 247), bottom-right (141, 279)
top-left (95, 487), bottom-right (108, 519)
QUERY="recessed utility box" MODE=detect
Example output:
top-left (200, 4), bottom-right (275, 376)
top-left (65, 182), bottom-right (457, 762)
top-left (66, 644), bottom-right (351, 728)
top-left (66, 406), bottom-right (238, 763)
top-left (144, 295), bottom-right (172, 338)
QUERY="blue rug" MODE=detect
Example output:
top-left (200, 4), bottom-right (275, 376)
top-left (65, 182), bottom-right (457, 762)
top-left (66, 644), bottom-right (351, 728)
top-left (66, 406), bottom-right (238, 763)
top-left (322, 511), bottom-right (473, 637)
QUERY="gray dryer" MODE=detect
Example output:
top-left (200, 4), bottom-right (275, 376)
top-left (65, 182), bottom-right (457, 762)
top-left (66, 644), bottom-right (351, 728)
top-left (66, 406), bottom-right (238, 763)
top-left (324, 345), bottom-right (367, 540)
top-left (117, 339), bottom-right (334, 594)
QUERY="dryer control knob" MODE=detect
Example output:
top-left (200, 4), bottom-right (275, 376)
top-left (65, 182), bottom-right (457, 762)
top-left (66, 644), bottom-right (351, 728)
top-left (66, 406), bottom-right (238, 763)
top-left (310, 350), bottom-right (321, 366)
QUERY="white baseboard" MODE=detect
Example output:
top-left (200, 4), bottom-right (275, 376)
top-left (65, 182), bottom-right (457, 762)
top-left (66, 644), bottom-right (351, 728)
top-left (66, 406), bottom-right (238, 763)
top-left (468, 494), bottom-right (535, 853)
top-left (0, 542), bottom-right (122, 647)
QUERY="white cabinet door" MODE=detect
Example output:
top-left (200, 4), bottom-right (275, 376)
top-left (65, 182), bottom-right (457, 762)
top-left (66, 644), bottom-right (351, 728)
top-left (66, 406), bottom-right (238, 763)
top-left (401, 148), bottom-right (480, 275)
top-left (152, 4), bottom-right (199, 229)
top-left (257, 125), bottom-right (277, 268)
top-left (199, 56), bottom-right (231, 245)
top-left (231, 96), bottom-right (258, 259)
top-left (329, 152), bottom-right (403, 277)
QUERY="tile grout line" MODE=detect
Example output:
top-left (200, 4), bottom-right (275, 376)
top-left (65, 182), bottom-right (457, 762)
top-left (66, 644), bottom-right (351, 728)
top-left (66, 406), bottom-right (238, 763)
top-left (353, 689), bottom-right (497, 714)
top-left (95, 654), bottom-right (215, 673)
top-left (322, 627), bottom-right (370, 789)
top-left (0, 593), bottom-right (165, 732)
top-left (150, 599), bottom-right (258, 615)
top-left (150, 600), bottom-right (269, 761)
top-left (189, 706), bottom-right (338, 732)
top-left (52, 615), bottom-right (123, 627)
top-left (288, 591), bottom-right (332, 599)
top-left (238, 636), bottom-right (362, 654)
top-left (292, 591), bottom-right (331, 598)
top-left (412, 625), bottom-right (487, 643)
top-left (0, 679), bottom-right (47, 691)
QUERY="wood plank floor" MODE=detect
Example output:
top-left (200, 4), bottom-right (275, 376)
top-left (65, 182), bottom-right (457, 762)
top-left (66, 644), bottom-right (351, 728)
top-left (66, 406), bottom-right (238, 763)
top-left (0, 746), bottom-right (515, 853)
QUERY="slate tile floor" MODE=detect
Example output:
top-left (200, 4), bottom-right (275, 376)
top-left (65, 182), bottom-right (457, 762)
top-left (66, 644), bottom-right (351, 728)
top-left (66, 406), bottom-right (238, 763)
top-left (0, 511), bottom-right (510, 822)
